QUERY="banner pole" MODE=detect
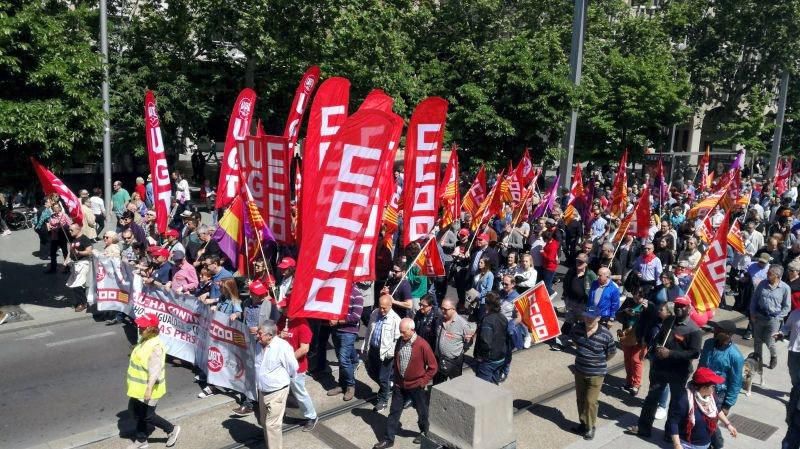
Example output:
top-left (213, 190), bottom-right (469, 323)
top-left (253, 229), bottom-right (278, 301)
top-left (390, 234), bottom-right (435, 296)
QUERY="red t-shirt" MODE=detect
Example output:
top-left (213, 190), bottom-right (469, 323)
top-left (277, 317), bottom-right (312, 373)
top-left (135, 184), bottom-right (147, 201)
top-left (542, 239), bottom-right (560, 271)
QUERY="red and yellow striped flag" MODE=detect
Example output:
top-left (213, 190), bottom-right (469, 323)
top-left (687, 211), bottom-right (731, 314)
top-left (727, 219), bottom-right (745, 254)
top-left (438, 147), bottom-right (460, 228)
top-left (462, 165), bottom-right (487, 217)
top-left (609, 150), bottom-right (629, 217)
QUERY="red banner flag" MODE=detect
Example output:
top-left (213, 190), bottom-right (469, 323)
top-left (438, 146), bottom-right (460, 228)
top-left (415, 239), bottom-right (446, 276)
top-left (698, 144), bottom-right (711, 191)
top-left (514, 282), bottom-right (561, 344)
top-left (236, 137), bottom-right (267, 219)
top-left (30, 157), bottom-right (83, 226)
top-left (216, 89), bottom-right (257, 209)
top-left (687, 211), bottom-right (731, 326)
top-left (262, 135), bottom-right (292, 244)
top-left (462, 165), bottom-right (487, 217)
top-left (358, 88), bottom-right (394, 113)
top-left (300, 77), bottom-right (351, 244)
top-left (289, 110), bottom-right (396, 319)
top-left (776, 157), bottom-right (793, 196)
top-left (608, 150), bottom-right (629, 217)
top-left (283, 66), bottom-right (321, 154)
top-left (402, 97), bottom-right (449, 246)
top-left (516, 148), bottom-right (535, 185)
top-left (143, 91), bottom-right (170, 234)
top-left (353, 112), bottom-right (404, 282)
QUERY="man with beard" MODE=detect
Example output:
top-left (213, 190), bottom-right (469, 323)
top-left (626, 296), bottom-right (702, 438)
top-left (381, 258), bottom-right (413, 319)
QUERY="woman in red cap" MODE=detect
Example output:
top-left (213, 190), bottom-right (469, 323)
top-left (666, 367), bottom-right (737, 449)
top-left (126, 313), bottom-right (181, 448)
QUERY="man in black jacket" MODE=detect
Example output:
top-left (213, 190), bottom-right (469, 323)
top-left (473, 292), bottom-right (508, 384)
top-left (627, 296), bottom-right (703, 438)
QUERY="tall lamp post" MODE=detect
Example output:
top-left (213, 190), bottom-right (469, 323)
top-left (100, 0), bottom-right (112, 221)
top-left (768, 71), bottom-right (790, 178)
top-left (560, 0), bottom-right (588, 190)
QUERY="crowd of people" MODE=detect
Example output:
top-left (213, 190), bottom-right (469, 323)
top-left (13, 157), bottom-right (800, 449)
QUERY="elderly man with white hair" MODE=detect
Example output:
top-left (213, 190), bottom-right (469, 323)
top-left (373, 317), bottom-right (438, 449)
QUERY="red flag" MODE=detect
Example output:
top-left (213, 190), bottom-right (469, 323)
top-left (698, 210), bottom-right (715, 244)
top-left (216, 89), bottom-right (257, 209)
top-left (515, 148), bottom-right (535, 185)
top-left (612, 210), bottom-right (634, 245)
top-left (776, 157), bottom-right (793, 195)
top-left (568, 162), bottom-right (584, 203)
top-left (627, 185), bottom-right (651, 239)
top-left (236, 137), bottom-right (267, 221)
top-left (471, 174), bottom-right (503, 231)
top-left (687, 211), bottom-right (732, 325)
top-left (353, 112), bottom-right (405, 282)
top-left (699, 144), bottom-right (711, 191)
top-left (462, 165), bottom-right (487, 217)
top-left (289, 110), bottom-right (397, 319)
top-left (415, 240), bottom-right (446, 276)
top-left (300, 77), bottom-right (351, 244)
top-left (438, 146), bottom-right (460, 228)
top-left (143, 91), bottom-right (170, 234)
top-left (608, 150), bottom-right (629, 217)
top-left (262, 135), bottom-right (293, 244)
top-left (283, 66), bottom-right (321, 154)
top-left (514, 282), bottom-right (561, 343)
top-left (30, 158), bottom-right (83, 226)
top-left (402, 97), bottom-right (449, 247)
top-left (358, 88), bottom-right (394, 113)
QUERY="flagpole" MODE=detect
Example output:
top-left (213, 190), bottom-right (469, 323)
top-left (253, 229), bottom-right (279, 301)
top-left (390, 233), bottom-right (436, 296)
top-left (501, 177), bottom-right (536, 247)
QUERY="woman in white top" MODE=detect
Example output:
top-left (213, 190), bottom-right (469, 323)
top-left (514, 254), bottom-right (538, 293)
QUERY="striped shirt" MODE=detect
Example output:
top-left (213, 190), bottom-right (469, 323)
top-left (570, 323), bottom-right (616, 376)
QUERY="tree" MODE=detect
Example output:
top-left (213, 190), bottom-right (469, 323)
top-left (0, 0), bottom-right (103, 169)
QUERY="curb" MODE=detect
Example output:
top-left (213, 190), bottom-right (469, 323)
top-left (0, 314), bottom-right (91, 335)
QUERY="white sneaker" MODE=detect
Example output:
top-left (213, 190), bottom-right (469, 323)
top-left (0, 313), bottom-right (7, 325)
top-left (197, 386), bottom-right (215, 398)
top-left (166, 425), bottom-right (181, 447)
top-left (1, 230), bottom-right (10, 236)
top-left (125, 441), bottom-right (148, 449)
top-left (655, 406), bottom-right (668, 420)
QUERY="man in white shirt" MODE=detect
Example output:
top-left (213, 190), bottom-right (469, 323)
top-left (254, 320), bottom-right (298, 449)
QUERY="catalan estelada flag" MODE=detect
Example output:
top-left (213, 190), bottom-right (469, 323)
top-left (213, 196), bottom-right (245, 269)
top-left (687, 210), bottom-right (731, 317)
top-left (727, 218), bottom-right (745, 254)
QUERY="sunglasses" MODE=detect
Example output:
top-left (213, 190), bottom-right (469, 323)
top-left (441, 307), bottom-right (454, 312)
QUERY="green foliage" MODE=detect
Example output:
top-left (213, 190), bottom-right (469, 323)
top-left (0, 0), bottom-right (103, 167)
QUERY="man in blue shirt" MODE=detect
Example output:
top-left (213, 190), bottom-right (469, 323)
top-left (699, 320), bottom-right (744, 449)
top-left (146, 247), bottom-right (174, 287)
top-left (207, 255), bottom-right (233, 300)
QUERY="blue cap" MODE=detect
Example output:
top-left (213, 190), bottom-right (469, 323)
top-left (583, 307), bottom-right (601, 319)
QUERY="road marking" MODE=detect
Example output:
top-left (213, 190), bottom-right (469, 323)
top-left (45, 331), bottom-right (115, 347)
top-left (16, 330), bottom-right (54, 340)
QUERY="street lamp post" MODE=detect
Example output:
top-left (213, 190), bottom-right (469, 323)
top-left (560, 0), bottom-right (588, 190)
top-left (768, 71), bottom-right (790, 178)
top-left (100, 0), bottom-right (112, 221)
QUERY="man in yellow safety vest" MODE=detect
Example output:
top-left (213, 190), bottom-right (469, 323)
top-left (126, 313), bottom-right (181, 449)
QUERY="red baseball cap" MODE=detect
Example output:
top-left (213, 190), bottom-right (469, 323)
top-left (692, 367), bottom-right (725, 385)
top-left (277, 257), bottom-right (296, 269)
top-left (163, 228), bottom-right (179, 238)
top-left (134, 313), bottom-right (159, 329)
top-left (458, 229), bottom-right (469, 237)
top-left (249, 280), bottom-right (268, 296)
top-left (476, 233), bottom-right (490, 241)
top-left (674, 296), bottom-right (691, 306)
top-left (154, 247), bottom-right (170, 259)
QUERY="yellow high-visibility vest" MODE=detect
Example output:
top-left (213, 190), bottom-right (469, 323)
top-left (126, 336), bottom-right (167, 400)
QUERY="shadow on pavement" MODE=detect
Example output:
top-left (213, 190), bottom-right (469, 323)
top-left (221, 417), bottom-right (262, 444)
top-left (0, 259), bottom-right (75, 309)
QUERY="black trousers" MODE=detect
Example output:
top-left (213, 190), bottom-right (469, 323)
top-left (128, 397), bottom-right (174, 439)
top-left (49, 236), bottom-right (68, 270)
top-left (433, 354), bottom-right (464, 385)
top-left (637, 374), bottom-right (687, 434)
top-left (384, 385), bottom-right (429, 442)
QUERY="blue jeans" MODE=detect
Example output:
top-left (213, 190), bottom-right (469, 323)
top-left (332, 330), bottom-right (358, 388)
top-left (290, 373), bottom-right (317, 420)
top-left (475, 359), bottom-right (505, 384)
top-left (367, 347), bottom-right (393, 404)
top-left (542, 270), bottom-right (555, 295)
top-left (659, 383), bottom-right (670, 409)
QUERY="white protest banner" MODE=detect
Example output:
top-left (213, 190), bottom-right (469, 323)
top-left (132, 286), bottom-right (205, 363)
top-left (93, 255), bottom-right (134, 315)
top-left (204, 311), bottom-right (257, 400)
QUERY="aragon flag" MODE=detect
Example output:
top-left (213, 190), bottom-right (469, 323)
top-left (462, 165), bottom-right (487, 218)
top-left (415, 240), bottom-right (446, 277)
top-left (687, 210), bottom-right (732, 326)
top-left (608, 150), bottom-right (629, 217)
top-left (727, 218), bottom-right (745, 254)
top-left (438, 145), bottom-right (460, 229)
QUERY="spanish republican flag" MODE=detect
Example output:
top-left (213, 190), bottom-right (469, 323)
top-left (438, 146), bottom-right (460, 228)
top-left (462, 165), bottom-right (487, 217)
top-left (727, 218), bottom-right (745, 254)
top-left (415, 240), bottom-right (446, 276)
top-left (687, 210), bottom-right (731, 316)
top-left (608, 150), bottom-right (629, 217)
top-left (212, 196), bottom-right (245, 270)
